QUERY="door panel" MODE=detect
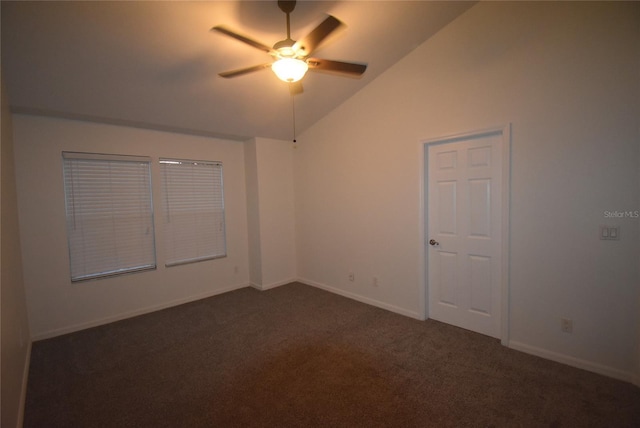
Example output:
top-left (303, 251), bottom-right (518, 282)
top-left (437, 181), bottom-right (457, 234)
top-left (437, 251), bottom-right (458, 306)
top-left (469, 179), bottom-right (491, 237)
top-left (469, 255), bottom-right (491, 314)
top-left (427, 133), bottom-right (502, 338)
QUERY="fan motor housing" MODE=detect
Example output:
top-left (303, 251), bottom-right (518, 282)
top-left (274, 38), bottom-right (298, 58)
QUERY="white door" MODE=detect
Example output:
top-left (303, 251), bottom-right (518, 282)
top-left (427, 132), bottom-right (503, 338)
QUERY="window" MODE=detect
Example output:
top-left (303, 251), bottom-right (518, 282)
top-left (62, 152), bottom-right (156, 281)
top-left (160, 158), bottom-right (226, 266)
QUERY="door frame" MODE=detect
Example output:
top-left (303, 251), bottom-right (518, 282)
top-left (418, 125), bottom-right (511, 345)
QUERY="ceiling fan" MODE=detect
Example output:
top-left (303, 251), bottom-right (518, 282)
top-left (212, 0), bottom-right (367, 94)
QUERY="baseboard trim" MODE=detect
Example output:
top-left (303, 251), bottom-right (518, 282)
top-left (18, 340), bottom-right (32, 428)
top-left (250, 278), bottom-right (295, 291)
top-left (297, 277), bottom-right (422, 320)
top-left (32, 282), bottom-right (251, 341)
top-left (508, 340), bottom-right (634, 384)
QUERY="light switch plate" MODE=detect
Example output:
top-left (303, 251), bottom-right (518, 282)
top-left (600, 225), bottom-right (620, 240)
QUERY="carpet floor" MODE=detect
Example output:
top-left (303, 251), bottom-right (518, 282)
top-left (25, 282), bottom-right (640, 427)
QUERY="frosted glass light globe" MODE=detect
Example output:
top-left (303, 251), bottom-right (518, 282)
top-left (272, 58), bottom-right (308, 82)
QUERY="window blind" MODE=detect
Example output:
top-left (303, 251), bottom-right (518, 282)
top-left (160, 158), bottom-right (226, 266)
top-left (62, 152), bottom-right (156, 281)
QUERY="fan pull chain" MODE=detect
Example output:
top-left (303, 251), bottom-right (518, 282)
top-left (291, 87), bottom-right (297, 143)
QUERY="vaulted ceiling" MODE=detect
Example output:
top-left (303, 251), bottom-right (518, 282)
top-left (1, 1), bottom-right (474, 141)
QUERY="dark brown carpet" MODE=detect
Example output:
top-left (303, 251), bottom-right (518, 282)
top-left (25, 282), bottom-right (640, 427)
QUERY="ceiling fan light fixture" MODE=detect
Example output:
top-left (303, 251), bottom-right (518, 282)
top-left (272, 58), bottom-right (308, 82)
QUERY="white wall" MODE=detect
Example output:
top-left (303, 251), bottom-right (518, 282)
top-left (1, 77), bottom-right (31, 428)
top-left (295, 1), bottom-right (639, 381)
top-left (245, 137), bottom-right (296, 289)
top-left (13, 115), bottom-right (250, 339)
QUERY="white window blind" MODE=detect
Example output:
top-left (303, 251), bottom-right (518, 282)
top-left (160, 158), bottom-right (226, 266)
top-left (62, 152), bottom-right (156, 281)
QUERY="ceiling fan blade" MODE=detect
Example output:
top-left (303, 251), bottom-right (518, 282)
top-left (219, 63), bottom-right (272, 78)
top-left (212, 26), bottom-right (274, 54)
top-left (293, 15), bottom-right (344, 56)
top-left (306, 58), bottom-right (367, 76)
top-left (289, 81), bottom-right (304, 95)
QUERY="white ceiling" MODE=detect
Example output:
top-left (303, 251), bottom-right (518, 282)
top-left (1, 1), bottom-right (475, 141)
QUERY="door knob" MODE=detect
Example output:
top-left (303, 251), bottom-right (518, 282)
top-left (429, 239), bottom-right (439, 246)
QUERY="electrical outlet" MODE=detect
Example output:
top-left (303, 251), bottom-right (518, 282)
top-left (348, 272), bottom-right (355, 282)
top-left (372, 276), bottom-right (380, 287)
top-left (561, 318), bottom-right (573, 333)
top-left (234, 265), bottom-right (239, 274)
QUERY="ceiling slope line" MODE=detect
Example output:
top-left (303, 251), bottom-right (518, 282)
top-left (9, 106), bottom-right (251, 142)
